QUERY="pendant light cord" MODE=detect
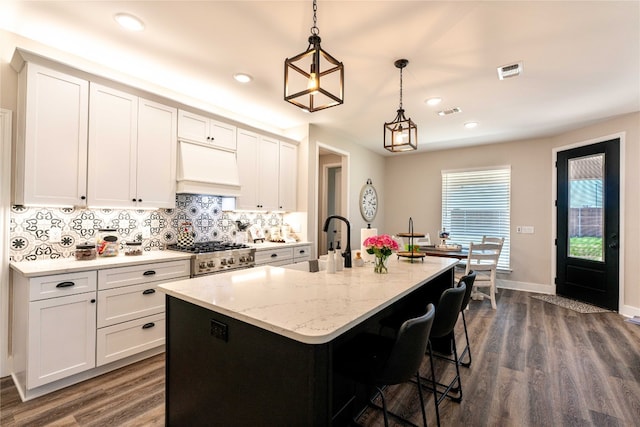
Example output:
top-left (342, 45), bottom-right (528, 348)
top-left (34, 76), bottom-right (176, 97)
top-left (399, 66), bottom-right (404, 110)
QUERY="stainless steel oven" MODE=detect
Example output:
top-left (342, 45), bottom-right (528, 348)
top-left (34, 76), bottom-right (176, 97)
top-left (166, 241), bottom-right (255, 277)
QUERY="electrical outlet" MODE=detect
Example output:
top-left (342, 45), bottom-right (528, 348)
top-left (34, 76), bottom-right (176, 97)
top-left (522, 226), bottom-right (535, 234)
top-left (49, 228), bottom-right (62, 243)
top-left (210, 319), bottom-right (229, 342)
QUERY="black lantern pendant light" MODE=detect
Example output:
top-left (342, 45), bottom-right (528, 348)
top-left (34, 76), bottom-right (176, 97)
top-left (384, 59), bottom-right (418, 152)
top-left (284, 0), bottom-right (344, 112)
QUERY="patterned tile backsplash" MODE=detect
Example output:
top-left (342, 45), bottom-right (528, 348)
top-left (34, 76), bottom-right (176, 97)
top-left (9, 194), bottom-right (284, 262)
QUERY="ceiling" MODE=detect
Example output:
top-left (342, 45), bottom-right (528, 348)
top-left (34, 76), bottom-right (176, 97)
top-left (3, 1), bottom-right (639, 155)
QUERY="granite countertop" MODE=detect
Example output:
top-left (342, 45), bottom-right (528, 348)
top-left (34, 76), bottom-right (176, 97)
top-left (9, 250), bottom-right (193, 277)
top-left (158, 256), bottom-right (458, 344)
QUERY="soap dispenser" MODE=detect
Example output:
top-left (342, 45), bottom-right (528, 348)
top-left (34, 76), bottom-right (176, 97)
top-left (335, 241), bottom-right (344, 271)
top-left (327, 242), bottom-right (336, 274)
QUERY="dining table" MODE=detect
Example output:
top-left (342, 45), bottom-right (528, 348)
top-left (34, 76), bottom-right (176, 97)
top-left (418, 245), bottom-right (469, 260)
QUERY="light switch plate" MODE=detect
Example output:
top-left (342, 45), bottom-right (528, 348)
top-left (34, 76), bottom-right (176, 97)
top-left (49, 227), bottom-right (62, 243)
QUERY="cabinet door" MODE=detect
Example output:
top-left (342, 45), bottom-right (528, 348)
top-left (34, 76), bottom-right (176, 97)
top-left (258, 136), bottom-right (280, 211)
top-left (88, 83), bottom-right (138, 208)
top-left (236, 129), bottom-right (259, 209)
top-left (27, 292), bottom-right (96, 388)
top-left (210, 120), bottom-right (237, 151)
top-left (17, 63), bottom-right (88, 206)
top-left (278, 142), bottom-right (297, 211)
top-left (137, 98), bottom-right (177, 208)
top-left (177, 109), bottom-right (209, 144)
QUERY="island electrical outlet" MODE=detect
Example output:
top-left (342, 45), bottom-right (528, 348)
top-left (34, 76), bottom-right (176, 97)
top-left (210, 319), bottom-right (229, 342)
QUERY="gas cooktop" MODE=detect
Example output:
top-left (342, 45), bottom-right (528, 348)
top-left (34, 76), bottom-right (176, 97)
top-left (166, 241), bottom-right (251, 254)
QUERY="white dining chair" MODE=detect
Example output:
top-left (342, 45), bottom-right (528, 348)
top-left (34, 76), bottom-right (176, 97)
top-left (456, 242), bottom-right (502, 309)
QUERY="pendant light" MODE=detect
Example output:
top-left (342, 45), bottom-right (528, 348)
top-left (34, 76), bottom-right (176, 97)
top-left (284, 0), bottom-right (344, 112)
top-left (384, 59), bottom-right (418, 152)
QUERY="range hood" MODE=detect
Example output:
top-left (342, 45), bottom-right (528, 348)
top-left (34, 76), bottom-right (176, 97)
top-left (176, 140), bottom-right (241, 197)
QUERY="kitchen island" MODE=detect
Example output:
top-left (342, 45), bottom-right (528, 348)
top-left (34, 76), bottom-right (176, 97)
top-left (159, 256), bottom-right (458, 426)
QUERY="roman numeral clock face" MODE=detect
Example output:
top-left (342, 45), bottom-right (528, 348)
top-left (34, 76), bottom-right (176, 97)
top-left (360, 182), bottom-right (378, 222)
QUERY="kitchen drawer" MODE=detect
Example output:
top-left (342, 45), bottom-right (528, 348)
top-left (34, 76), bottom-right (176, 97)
top-left (29, 271), bottom-right (97, 301)
top-left (96, 313), bottom-right (165, 367)
top-left (293, 245), bottom-right (311, 262)
top-left (254, 247), bottom-right (294, 265)
top-left (97, 282), bottom-right (165, 328)
top-left (98, 260), bottom-right (189, 290)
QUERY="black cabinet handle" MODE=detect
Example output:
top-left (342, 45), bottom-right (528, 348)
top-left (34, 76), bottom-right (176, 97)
top-left (138, 199), bottom-right (142, 202)
top-left (142, 322), bottom-right (155, 329)
top-left (132, 198), bottom-right (137, 202)
top-left (299, 250), bottom-right (306, 254)
top-left (90, 299), bottom-right (96, 303)
top-left (56, 281), bottom-right (75, 288)
top-left (80, 195), bottom-right (86, 200)
top-left (142, 289), bottom-right (156, 295)
top-left (143, 270), bottom-right (156, 276)
top-left (271, 253), bottom-right (277, 258)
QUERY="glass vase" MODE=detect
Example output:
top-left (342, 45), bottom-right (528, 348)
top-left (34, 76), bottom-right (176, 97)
top-left (374, 255), bottom-right (389, 274)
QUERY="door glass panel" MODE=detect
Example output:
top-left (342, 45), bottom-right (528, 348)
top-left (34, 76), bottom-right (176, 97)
top-left (568, 154), bottom-right (604, 261)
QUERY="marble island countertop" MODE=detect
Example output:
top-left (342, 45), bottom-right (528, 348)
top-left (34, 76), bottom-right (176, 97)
top-left (158, 256), bottom-right (458, 344)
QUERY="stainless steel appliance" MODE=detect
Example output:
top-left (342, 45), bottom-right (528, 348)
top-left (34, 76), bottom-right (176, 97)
top-left (166, 241), bottom-right (255, 277)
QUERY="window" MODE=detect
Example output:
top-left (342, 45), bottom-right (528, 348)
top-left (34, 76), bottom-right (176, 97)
top-left (441, 166), bottom-right (511, 270)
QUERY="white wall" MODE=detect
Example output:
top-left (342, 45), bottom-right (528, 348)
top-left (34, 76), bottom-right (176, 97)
top-left (384, 112), bottom-right (640, 315)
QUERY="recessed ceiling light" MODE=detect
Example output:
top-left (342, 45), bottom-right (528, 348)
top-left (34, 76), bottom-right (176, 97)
top-left (425, 97), bottom-right (442, 106)
top-left (233, 73), bottom-right (253, 83)
top-left (114, 13), bottom-right (145, 31)
top-left (464, 121), bottom-right (479, 129)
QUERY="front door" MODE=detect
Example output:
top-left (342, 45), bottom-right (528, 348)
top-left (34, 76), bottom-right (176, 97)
top-left (556, 138), bottom-right (620, 310)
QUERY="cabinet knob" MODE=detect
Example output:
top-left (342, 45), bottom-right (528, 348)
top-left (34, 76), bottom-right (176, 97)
top-left (270, 253), bottom-right (277, 258)
top-left (90, 299), bottom-right (96, 303)
top-left (80, 196), bottom-right (86, 200)
top-left (138, 199), bottom-right (142, 202)
top-left (132, 198), bottom-right (137, 202)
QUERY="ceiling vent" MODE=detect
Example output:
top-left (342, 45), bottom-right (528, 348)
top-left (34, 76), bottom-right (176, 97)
top-left (437, 107), bottom-right (462, 116)
top-left (497, 62), bottom-right (523, 80)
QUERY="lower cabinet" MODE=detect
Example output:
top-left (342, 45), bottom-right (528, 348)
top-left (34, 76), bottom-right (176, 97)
top-left (27, 289), bottom-right (97, 389)
top-left (254, 244), bottom-right (311, 267)
top-left (10, 258), bottom-right (189, 401)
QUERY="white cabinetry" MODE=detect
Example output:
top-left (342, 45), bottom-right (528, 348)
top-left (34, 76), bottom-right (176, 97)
top-left (278, 141), bottom-right (298, 211)
top-left (12, 271), bottom-right (97, 391)
top-left (178, 109), bottom-right (236, 151)
top-left (10, 257), bottom-right (189, 400)
top-left (88, 84), bottom-right (177, 208)
top-left (254, 243), bottom-right (311, 266)
top-left (96, 260), bottom-right (188, 366)
top-left (14, 63), bottom-right (89, 206)
top-left (237, 129), bottom-right (297, 211)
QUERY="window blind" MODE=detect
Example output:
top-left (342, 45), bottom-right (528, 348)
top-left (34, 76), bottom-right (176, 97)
top-left (441, 166), bottom-right (511, 270)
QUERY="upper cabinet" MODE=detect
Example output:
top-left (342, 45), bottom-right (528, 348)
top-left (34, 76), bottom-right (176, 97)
top-left (278, 141), bottom-right (297, 211)
top-left (88, 84), bottom-right (177, 209)
top-left (236, 129), bottom-right (297, 211)
top-left (178, 110), bottom-right (236, 151)
top-left (14, 63), bottom-right (89, 206)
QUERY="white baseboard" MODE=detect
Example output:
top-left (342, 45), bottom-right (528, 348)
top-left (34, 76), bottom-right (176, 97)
top-left (496, 279), bottom-right (555, 295)
top-left (619, 305), bottom-right (640, 318)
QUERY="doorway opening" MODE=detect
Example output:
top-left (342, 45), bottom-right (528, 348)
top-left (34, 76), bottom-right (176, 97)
top-left (317, 145), bottom-right (349, 257)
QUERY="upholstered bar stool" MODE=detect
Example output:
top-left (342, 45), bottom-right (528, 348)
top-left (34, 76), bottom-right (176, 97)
top-left (335, 304), bottom-right (436, 427)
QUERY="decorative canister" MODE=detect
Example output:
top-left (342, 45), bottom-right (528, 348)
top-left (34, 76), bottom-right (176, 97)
top-left (97, 228), bottom-right (119, 257)
top-left (124, 241), bottom-right (143, 256)
top-left (177, 222), bottom-right (195, 248)
top-left (75, 243), bottom-right (96, 261)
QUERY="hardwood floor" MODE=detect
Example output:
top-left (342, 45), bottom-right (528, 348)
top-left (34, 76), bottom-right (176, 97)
top-left (2, 289), bottom-right (639, 426)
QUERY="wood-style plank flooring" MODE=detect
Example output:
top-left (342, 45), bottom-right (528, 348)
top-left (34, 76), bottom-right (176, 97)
top-left (2, 289), bottom-right (639, 426)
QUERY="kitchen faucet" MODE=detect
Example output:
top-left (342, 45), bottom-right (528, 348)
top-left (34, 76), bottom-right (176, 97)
top-left (322, 215), bottom-right (352, 268)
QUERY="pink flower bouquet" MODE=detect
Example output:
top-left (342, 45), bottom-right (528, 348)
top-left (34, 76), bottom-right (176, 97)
top-left (363, 234), bottom-right (399, 273)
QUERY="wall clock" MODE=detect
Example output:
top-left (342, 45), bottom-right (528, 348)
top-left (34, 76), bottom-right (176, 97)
top-left (359, 179), bottom-right (378, 222)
